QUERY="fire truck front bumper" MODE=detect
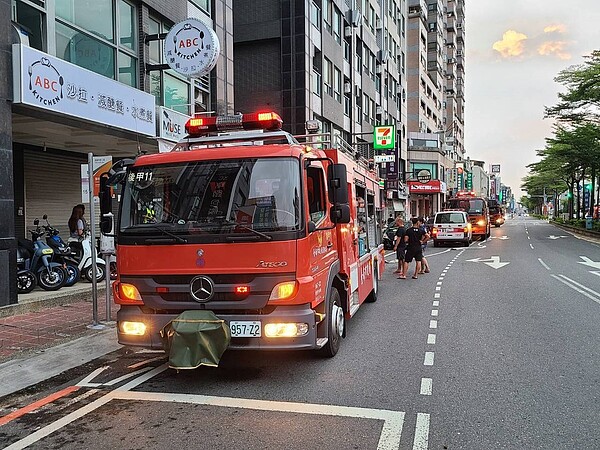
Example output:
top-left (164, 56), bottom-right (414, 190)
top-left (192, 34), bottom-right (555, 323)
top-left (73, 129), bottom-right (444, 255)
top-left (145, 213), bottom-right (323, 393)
top-left (117, 304), bottom-right (319, 351)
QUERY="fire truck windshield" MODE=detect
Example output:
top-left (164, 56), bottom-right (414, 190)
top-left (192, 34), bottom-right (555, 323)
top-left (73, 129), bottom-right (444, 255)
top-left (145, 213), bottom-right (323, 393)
top-left (120, 158), bottom-right (301, 238)
top-left (447, 198), bottom-right (485, 214)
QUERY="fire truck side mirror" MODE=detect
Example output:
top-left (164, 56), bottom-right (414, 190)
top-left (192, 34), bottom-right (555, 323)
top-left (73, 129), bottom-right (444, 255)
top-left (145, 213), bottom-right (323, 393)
top-left (328, 164), bottom-right (349, 204)
top-left (99, 173), bottom-right (112, 215)
top-left (331, 204), bottom-right (351, 224)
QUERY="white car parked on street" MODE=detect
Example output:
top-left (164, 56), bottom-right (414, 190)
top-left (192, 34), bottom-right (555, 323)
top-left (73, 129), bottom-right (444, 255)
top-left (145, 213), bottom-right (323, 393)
top-left (432, 210), bottom-right (472, 247)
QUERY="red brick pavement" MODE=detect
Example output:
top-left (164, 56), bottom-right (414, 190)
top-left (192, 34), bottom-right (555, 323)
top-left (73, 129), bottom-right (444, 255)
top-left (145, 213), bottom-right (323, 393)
top-left (0, 301), bottom-right (117, 362)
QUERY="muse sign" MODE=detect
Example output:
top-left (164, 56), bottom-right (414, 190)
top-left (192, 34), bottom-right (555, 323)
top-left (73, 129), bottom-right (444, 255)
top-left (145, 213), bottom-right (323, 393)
top-left (164, 18), bottom-right (220, 78)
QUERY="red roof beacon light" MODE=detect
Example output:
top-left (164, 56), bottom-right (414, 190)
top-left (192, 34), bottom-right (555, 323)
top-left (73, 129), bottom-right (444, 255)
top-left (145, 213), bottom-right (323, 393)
top-left (185, 112), bottom-right (283, 136)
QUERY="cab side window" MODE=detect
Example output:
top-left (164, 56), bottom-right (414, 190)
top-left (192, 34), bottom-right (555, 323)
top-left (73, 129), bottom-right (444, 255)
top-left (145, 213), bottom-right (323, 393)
top-left (307, 167), bottom-right (326, 223)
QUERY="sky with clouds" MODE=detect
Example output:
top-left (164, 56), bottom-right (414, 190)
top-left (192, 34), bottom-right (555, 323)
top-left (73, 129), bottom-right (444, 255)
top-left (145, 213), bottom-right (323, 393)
top-left (464, 0), bottom-right (600, 199)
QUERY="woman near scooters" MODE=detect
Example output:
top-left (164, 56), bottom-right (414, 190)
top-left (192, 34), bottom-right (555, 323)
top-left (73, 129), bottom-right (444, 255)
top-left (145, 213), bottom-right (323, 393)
top-left (68, 206), bottom-right (85, 238)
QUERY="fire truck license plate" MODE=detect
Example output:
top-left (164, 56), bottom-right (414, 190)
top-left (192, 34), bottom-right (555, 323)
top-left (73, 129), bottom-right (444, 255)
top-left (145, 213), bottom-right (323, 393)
top-left (229, 321), bottom-right (261, 337)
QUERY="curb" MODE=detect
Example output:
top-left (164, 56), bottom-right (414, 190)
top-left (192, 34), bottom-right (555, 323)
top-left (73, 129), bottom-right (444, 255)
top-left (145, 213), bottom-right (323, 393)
top-left (0, 285), bottom-right (107, 318)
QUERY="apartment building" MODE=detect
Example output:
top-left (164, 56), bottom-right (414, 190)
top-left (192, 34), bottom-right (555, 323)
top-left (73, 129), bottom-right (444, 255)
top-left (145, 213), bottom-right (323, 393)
top-left (233, 0), bottom-right (410, 217)
top-left (405, 0), bottom-right (465, 218)
top-left (1, 0), bottom-right (232, 305)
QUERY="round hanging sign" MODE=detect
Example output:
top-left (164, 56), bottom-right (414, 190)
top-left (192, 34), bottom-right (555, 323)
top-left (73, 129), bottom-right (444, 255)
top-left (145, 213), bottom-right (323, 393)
top-left (164, 18), bottom-right (220, 78)
top-left (416, 169), bottom-right (432, 184)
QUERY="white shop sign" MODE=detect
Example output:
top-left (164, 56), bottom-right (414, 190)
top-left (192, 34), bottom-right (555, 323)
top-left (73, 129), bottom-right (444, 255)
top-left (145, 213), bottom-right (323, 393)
top-left (157, 107), bottom-right (190, 142)
top-left (374, 154), bottom-right (395, 163)
top-left (12, 44), bottom-right (156, 136)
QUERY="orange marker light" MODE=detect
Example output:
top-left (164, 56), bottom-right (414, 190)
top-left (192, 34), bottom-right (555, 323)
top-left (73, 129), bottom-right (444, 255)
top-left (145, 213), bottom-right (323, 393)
top-left (235, 285), bottom-right (250, 295)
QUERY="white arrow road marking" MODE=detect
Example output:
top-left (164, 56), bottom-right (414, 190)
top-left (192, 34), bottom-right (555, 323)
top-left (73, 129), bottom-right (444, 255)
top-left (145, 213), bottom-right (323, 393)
top-left (592, 271), bottom-right (600, 278)
top-left (578, 256), bottom-right (600, 270)
top-left (547, 235), bottom-right (568, 240)
top-left (499, 236), bottom-right (510, 240)
top-left (551, 274), bottom-right (600, 305)
top-left (466, 256), bottom-right (510, 269)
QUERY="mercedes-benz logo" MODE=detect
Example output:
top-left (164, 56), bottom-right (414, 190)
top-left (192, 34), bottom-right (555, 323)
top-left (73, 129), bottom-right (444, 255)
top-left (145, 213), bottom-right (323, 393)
top-left (190, 275), bottom-right (215, 302)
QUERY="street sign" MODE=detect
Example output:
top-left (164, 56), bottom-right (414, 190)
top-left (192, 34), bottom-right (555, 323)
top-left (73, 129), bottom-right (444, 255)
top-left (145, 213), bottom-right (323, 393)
top-left (416, 169), bottom-right (432, 183)
top-left (374, 125), bottom-right (395, 150)
top-left (81, 156), bottom-right (112, 203)
top-left (466, 171), bottom-right (473, 189)
top-left (374, 154), bottom-right (395, 163)
top-left (491, 164), bottom-right (501, 173)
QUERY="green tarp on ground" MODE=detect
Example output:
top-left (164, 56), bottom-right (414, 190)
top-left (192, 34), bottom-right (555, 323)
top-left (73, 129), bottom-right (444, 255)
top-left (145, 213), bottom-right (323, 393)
top-left (160, 310), bottom-right (231, 369)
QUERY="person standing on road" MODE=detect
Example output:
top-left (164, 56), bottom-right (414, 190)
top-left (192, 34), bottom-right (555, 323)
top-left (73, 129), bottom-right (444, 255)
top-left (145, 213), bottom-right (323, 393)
top-left (393, 217), bottom-right (406, 276)
top-left (418, 216), bottom-right (430, 274)
top-left (399, 217), bottom-right (429, 279)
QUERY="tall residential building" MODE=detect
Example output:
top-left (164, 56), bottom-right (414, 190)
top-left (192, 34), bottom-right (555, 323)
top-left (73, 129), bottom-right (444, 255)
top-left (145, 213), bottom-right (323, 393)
top-left (405, 0), bottom-right (465, 218)
top-left (1, 0), bottom-right (232, 305)
top-left (233, 0), bottom-right (409, 216)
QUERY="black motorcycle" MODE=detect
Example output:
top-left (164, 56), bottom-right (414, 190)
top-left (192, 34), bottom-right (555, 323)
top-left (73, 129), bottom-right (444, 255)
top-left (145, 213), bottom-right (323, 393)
top-left (16, 245), bottom-right (37, 294)
top-left (42, 215), bottom-right (81, 287)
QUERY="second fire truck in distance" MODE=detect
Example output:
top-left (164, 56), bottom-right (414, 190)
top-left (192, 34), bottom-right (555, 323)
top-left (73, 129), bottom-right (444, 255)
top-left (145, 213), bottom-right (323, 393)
top-left (101, 112), bottom-right (385, 357)
top-left (444, 190), bottom-right (491, 240)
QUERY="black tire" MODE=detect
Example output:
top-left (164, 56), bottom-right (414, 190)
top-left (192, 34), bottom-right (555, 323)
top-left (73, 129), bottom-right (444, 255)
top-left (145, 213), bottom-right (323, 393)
top-left (319, 288), bottom-right (344, 358)
top-left (17, 270), bottom-right (37, 294)
top-left (433, 240), bottom-right (440, 247)
top-left (84, 263), bottom-right (106, 282)
top-left (38, 266), bottom-right (67, 291)
top-left (463, 240), bottom-right (470, 247)
top-left (366, 266), bottom-right (378, 303)
top-left (64, 263), bottom-right (80, 287)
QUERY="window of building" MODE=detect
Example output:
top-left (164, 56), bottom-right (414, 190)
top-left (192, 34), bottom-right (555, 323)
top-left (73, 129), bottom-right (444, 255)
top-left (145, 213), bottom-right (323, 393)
top-left (323, 0), bottom-right (332, 33)
top-left (12, 0), bottom-right (46, 51)
top-left (310, 1), bottom-right (321, 29)
top-left (344, 39), bottom-right (351, 61)
top-left (323, 58), bottom-right (333, 96)
top-left (363, 94), bottom-right (369, 122)
top-left (312, 51), bottom-right (322, 97)
top-left (333, 7), bottom-right (342, 44)
top-left (334, 67), bottom-right (342, 102)
top-left (189, 0), bottom-right (210, 14)
top-left (55, 0), bottom-right (138, 87)
top-left (344, 94), bottom-right (351, 116)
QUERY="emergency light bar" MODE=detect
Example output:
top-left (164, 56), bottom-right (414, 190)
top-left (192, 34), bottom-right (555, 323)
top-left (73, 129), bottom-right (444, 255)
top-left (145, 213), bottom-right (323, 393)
top-left (185, 112), bottom-right (283, 136)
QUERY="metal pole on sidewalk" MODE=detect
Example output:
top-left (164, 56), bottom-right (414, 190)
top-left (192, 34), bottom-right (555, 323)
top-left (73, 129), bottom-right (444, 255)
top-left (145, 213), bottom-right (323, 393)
top-left (88, 152), bottom-right (99, 326)
top-left (104, 252), bottom-right (112, 322)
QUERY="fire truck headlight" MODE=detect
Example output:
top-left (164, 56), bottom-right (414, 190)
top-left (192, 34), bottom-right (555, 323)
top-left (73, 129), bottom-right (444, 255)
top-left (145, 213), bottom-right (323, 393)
top-left (264, 323), bottom-right (309, 337)
top-left (477, 219), bottom-right (486, 226)
top-left (119, 321), bottom-right (147, 336)
top-left (269, 281), bottom-right (298, 301)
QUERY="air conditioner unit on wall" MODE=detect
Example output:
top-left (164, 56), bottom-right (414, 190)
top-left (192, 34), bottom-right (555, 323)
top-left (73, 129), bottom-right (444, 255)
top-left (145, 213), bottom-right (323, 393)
top-left (378, 50), bottom-right (389, 63)
top-left (376, 106), bottom-right (383, 115)
top-left (344, 81), bottom-right (352, 94)
top-left (456, 50), bottom-right (463, 56)
top-left (344, 26), bottom-right (353, 38)
top-left (375, 65), bottom-right (382, 74)
top-left (456, 22), bottom-right (463, 29)
top-left (348, 9), bottom-right (361, 27)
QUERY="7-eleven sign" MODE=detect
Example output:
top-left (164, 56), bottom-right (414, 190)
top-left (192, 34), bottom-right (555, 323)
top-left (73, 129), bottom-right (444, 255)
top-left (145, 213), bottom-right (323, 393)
top-left (374, 125), bottom-right (395, 150)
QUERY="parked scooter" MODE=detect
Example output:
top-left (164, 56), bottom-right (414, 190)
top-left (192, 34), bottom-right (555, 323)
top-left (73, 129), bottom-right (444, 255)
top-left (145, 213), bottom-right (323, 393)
top-left (42, 215), bottom-right (80, 287)
top-left (19, 219), bottom-right (68, 291)
top-left (16, 245), bottom-right (37, 294)
top-left (68, 231), bottom-right (107, 283)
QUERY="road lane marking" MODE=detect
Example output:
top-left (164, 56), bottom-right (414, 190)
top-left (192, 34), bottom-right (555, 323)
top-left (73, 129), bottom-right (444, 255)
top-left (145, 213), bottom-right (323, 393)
top-left (538, 258), bottom-right (551, 271)
top-left (431, 310), bottom-right (438, 316)
top-left (103, 366), bottom-right (155, 386)
top-left (427, 334), bottom-right (436, 344)
top-left (424, 352), bottom-right (434, 366)
top-left (413, 413), bottom-right (430, 450)
top-left (551, 275), bottom-right (600, 305)
top-left (429, 320), bottom-right (437, 329)
top-left (558, 275), bottom-right (600, 301)
top-left (434, 293), bottom-right (440, 298)
top-left (420, 378), bottom-right (432, 395)
top-left (592, 271), bottom-right (600, 278)
top-left (435, 287), bottom-right (441, 291)
top-left (76, 366), bottom-right (108, 388)
top-left (433, 301), bottom-right (439, 307)
top-left (436, 281), bottom-right (442, 285)
top-left (530, 244), bottom-right (534, 249)
top-left (128, 355), bottom-right (167, 369)
top-left (0, 386), bottom-right (80, 426)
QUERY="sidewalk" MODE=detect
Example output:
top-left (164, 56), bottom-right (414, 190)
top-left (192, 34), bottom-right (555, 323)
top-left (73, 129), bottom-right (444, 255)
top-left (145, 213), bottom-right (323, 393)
top-left (0, 283), bottom-right (116, 362)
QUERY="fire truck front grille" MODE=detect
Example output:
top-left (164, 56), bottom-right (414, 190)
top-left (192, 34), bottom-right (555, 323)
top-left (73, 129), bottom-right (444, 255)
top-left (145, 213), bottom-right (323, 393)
top-left (152, 274), bottom-right (256, 285)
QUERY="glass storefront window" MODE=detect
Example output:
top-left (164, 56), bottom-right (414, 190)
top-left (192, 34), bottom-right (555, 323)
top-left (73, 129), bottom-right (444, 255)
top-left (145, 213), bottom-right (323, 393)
top-left (148, 19), bottom-right (161, 63)
top-left (56, 0), bottom-right (114, 42)
top-left (118, 51), bottom-right (137, 87)
top-left (119, 0), bottom-right (135, 51)
top-left (164, 72), bottom-right (190, 114)
top-left (13, 0), bottom-right (45, 51)
top-left (56, 21), bottom-right (115, 79)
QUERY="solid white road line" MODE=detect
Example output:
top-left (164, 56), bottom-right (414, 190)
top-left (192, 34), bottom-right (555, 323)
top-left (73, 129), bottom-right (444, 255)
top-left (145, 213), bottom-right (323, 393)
top-left (429, 320), bottom-right (438, 329)
top-left (551, 275), bottom-right (600, 305)
top-left (420, 378), bottom-right (432, 395)
top-left (76, 366), bottom-right (108, 387)
top-left (538, 258), bottom-right (551, 271)
top-left (558, 275), bottom-right (600, 302)
top-left (113, 390), bottom-right (406, 450)
top-left (424, 352), bottom-right (434, 366)
top-left (427, 334), bottom-right (436, 344)
top-left (412, 413), bottom-right (431, 450)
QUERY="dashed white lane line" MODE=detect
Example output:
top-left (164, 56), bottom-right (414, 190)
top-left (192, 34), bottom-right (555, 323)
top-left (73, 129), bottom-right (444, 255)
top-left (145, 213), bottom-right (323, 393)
top-left (432, 301), bottom-right (439, 307)
top-left (538, 258), bottom-right (551, 271)
top-left (438, 276), bottom-right (444, 280)
top-left (434, 293), bottom-right (440, 298)
top-left (420, 378), bottom-right (433, 395)
top-left (435, 287), bottom-right (441, 291)
top-left (436, 281), bottom-right (443, 285)
top-left (530, 243), bottom-right (534, 249)
top-left (413, 413), bottom-right (431, 450)
top-left (431, 309), bottom-right (438, 316)
top-left (429, 320), bottom-right (438, 329)
top-left (424, 352), bottom-right (435, 366)
top-left (427, 334), bottom-right (436, 344)
top-left (527, 236), bottom-right (530, 240)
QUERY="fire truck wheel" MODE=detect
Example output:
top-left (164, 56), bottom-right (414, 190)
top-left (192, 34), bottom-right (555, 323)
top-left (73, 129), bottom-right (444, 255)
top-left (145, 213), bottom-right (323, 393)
top-left (319, 288), bottom-right (344, 357)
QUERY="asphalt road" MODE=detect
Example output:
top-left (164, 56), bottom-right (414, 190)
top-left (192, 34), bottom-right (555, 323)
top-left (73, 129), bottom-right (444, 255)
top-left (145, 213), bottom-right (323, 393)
top-left (2, 216), bottom-right (599, 449)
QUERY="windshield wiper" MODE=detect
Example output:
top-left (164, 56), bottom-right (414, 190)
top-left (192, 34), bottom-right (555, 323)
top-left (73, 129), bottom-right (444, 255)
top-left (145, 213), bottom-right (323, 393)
top-left (223, 220), bottom-right (272, 241)
top-left (137, 225), bottom-right (188, 243)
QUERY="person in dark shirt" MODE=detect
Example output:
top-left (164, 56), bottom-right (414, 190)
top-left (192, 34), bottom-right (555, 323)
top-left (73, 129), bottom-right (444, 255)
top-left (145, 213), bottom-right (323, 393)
top-left (399, 217), bottom-right (429, 279)
top-left (392, 217), bottom-right (406, 276)
top-left (418, 216), bottom-right (430, 274)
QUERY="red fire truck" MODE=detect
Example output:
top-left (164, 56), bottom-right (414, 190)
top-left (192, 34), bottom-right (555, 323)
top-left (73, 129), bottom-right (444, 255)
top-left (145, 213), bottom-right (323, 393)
top-left (101, 112), bottom-right (384, 357)
top-left (444, 191), bottom-right (491, 240)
